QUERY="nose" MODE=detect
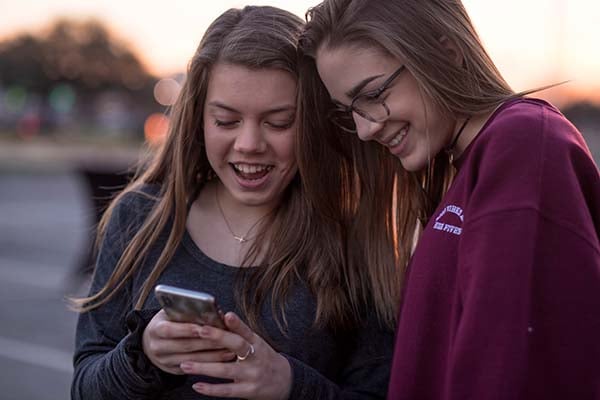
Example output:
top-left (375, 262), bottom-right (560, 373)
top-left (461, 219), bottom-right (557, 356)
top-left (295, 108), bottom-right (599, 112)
top-left (353, 112), bottom-right (384, 141)
top-left (233, 123), bottom-right (267, 154)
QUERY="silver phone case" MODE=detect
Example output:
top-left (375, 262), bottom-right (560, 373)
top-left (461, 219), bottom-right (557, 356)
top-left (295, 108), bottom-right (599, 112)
top-left (154, 284), bottom-right (226, 329)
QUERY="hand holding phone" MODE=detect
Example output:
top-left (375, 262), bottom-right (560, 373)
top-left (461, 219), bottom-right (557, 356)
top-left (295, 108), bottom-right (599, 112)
top-left (143, 285), bottom-right (232, 374)
top-left (154, 284), bottom-right (226, 329)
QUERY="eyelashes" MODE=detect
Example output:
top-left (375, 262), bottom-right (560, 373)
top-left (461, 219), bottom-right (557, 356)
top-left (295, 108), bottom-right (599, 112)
top-left (267, 121), bottom-right (295, 129)
top-left (214, 120), bottom-right (238, 127)
top-left (213, 119), bottom-right (295, 130)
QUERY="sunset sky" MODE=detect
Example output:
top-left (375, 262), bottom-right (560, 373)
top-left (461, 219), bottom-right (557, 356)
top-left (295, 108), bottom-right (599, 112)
top-left (1, 0), bottom-right (599, 104)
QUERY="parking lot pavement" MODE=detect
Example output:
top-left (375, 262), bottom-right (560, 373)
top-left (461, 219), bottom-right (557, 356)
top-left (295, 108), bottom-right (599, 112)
top-left (0, 171), bottom-right (92, 400)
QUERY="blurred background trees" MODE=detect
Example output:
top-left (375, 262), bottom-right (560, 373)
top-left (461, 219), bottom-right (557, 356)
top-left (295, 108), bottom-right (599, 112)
top-left (0, 18), bottom-right (163, 143)
top-left (0, 16), bottom-right (598, 159)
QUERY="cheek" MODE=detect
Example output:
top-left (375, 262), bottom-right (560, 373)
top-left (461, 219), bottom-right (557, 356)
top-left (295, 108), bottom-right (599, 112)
top-left (272, 133), bottom-right (296, 165)
top-left (203, 130), bottom-right (227, 166)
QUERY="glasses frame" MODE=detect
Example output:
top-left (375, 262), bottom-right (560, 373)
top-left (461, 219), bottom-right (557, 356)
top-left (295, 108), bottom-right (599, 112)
top-left (329, 65), bottom-right (406, 133)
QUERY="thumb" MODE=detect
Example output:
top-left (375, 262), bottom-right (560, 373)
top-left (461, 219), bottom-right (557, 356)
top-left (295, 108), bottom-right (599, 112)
top-left (224, 312), bottom-right (255, 343)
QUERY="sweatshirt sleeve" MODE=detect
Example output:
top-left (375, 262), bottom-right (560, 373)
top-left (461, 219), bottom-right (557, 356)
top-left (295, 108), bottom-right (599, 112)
top-left (445, 107), bottom-right (600, 400)
top-left (284, 313), bottom-right (394, 400)
top-left (71, 191), bottom-right (185, 400)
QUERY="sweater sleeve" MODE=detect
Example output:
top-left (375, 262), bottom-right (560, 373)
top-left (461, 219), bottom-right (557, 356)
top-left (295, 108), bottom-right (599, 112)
top-left (450, 209), bottom-right (600, 400)
top-left (445, 107), bottom-right (600, 400)
top-left (284, 313), bottom-right (394, 400)
top-left (71, 190), bottom-right (185, 400)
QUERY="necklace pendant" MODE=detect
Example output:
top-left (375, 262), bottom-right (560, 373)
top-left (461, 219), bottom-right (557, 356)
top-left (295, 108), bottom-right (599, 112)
top-left (233, 235), bottom-right (247, 243)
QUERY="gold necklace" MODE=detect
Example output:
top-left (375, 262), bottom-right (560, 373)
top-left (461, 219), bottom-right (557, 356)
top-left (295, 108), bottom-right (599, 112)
top-left (215, 185), bottom-right (264, 244)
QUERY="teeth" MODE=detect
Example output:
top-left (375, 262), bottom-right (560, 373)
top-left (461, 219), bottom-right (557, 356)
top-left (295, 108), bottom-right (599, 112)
top-left (388, 126), bottom-right (408, 147)
top-left (389, 136), bottom-right (402, 147)
top-left (233, 163), bottom-right (272, 174)
top-left (388, 128), bottom-right (408, 147)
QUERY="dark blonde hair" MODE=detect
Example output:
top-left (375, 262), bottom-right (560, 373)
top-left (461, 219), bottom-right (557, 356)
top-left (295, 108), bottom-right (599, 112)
top-left (72, 6), bottom-right (363, 334)
top-left (297, 0), bottom-right (518, 324)
top-left (302, 0), bottom-right (514, 115)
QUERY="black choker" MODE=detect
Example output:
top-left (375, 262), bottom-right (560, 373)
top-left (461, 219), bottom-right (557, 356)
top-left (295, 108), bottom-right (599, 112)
top-left (445, 116), bottom-right (471, 163)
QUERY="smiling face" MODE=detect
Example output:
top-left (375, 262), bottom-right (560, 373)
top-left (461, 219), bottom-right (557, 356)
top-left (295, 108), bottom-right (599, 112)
top-left (315, 44), bottom-right (455, 171)
top-left (203, 63), bottom-right (298, 210)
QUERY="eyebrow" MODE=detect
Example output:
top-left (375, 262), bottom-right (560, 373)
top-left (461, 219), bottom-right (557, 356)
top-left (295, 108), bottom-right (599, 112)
top-left (206, 101), bottom-right (296, 115)
top-left (345, 74), bottom-right (385, 99)
top-left (206, 101), bottom-right (240, 113)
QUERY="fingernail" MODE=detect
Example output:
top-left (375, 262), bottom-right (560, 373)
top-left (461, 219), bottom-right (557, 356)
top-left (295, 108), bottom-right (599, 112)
top-left (180, 362), bottom-right (193, 371)
top-left (193, 383), bottom-right (206, 392)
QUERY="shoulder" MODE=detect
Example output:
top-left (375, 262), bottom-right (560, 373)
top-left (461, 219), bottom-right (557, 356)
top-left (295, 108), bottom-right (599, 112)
top-left (482, 98), bottom-right (588, 157)
top-left (463, 97), bottom-right (596, 177)
top-left (116, 183), bottom-right (161, 211)
top-left (108, 183), bottom-right (163, 233)
top-left (488, 98), bottom-right (595, 170)
top-left (461, 98), bottom-right (600, 232)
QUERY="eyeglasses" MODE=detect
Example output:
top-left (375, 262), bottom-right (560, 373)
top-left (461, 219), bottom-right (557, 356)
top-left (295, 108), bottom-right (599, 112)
top-left (328, 65), bottom-right (406, 134)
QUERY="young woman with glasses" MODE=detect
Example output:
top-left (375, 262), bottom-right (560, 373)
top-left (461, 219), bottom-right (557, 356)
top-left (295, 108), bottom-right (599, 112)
top-left (298, 0), bottom-right (600, 399)
top-left (70, 6), bottom-right (395, 399)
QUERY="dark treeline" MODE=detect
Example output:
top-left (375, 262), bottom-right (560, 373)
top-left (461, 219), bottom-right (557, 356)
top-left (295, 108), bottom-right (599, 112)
top-left (0, 18), bottom-right (163, 139)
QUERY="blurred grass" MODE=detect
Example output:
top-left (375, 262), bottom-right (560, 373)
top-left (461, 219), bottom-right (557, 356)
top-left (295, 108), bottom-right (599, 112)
top-left (0, 132), bottom-right (148, 174)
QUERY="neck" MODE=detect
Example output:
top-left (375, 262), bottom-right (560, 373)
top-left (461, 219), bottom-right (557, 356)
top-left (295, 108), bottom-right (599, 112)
top-left (446, 117), bottom-right (470, 153)
top-left (450, 105), bottom-right (502, 160)
top-left (214, 184), bottom-right (274, 223)
top-left (212, 182), bottom-right (273, 244)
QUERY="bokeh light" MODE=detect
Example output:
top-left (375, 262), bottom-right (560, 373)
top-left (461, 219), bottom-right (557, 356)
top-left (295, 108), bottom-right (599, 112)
top-left (49, 83), bottom-right (76, 113)
top-left (153, 78), bottom-right (181, 106)
top-left (4, 85), bottom-right (28, 114)
top-left (17, 112), bottom-right (41, 139)
top-left (144, 112), bottom-right (170, 146)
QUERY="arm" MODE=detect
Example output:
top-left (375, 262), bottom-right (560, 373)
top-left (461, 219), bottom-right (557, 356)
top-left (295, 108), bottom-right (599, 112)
top-left (445, 106), bottom-right (600, 399)
top-left (71, 193), bottom-right (184, 400)
top-left (72, 308), bottom-right (182, 400)
top-left (182, 311), bottom-right (394, 399)
top-left (447, 209), bottom-right (600, 400)
top-left (284, 313), bottom-right (393, 400)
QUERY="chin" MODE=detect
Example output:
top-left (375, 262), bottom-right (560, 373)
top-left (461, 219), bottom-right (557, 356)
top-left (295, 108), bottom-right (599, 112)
top-left (398, 156), bottom-right (427, 172)
top-left (239, 190), bottom-right (285, 208)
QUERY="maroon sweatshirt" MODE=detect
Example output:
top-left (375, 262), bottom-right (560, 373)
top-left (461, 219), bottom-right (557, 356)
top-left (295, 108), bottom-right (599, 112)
top-left (388, 98), bottom-right (600, 400)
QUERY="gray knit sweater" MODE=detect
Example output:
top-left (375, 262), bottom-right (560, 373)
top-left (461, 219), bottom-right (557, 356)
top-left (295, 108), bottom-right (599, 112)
top-left (71, 186), bottom-right (393, 399)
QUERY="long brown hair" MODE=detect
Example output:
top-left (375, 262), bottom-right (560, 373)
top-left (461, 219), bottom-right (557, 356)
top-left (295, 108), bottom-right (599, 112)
top-left (71, 6), bottom-right (361, 333)
top-left (298, 0), bottom-right (518, 324)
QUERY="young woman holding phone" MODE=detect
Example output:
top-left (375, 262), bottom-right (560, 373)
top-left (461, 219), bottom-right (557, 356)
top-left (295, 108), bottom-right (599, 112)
top-left (71, 6), bottom-right (396, 399)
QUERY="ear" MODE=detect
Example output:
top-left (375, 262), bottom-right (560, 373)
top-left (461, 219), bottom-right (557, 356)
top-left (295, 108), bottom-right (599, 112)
top-left (439, 36), bottom-right (464, 67)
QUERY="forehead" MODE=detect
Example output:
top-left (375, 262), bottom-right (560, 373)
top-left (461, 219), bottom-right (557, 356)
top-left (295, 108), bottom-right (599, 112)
top-left (206, 63), bottom-right (297, 109)
top-left (315, 44), bottom-right (399, 101)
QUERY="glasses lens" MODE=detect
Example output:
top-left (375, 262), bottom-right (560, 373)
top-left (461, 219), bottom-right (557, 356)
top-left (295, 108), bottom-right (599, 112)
top-left (353, 96), bottom-right (389, 122)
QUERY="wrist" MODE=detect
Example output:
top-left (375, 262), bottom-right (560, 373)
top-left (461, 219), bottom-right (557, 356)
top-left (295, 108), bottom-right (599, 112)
top-left (275, 353), bottom-right (292, 400)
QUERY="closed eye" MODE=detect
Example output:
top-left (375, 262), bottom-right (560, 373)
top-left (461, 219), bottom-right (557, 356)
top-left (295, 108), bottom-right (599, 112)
top-left (359, 88), bottom-right (385, 101)
top-left (214, 119), bottom-right (239, 127)
top-left (265, 120), bottom-right (294, 130)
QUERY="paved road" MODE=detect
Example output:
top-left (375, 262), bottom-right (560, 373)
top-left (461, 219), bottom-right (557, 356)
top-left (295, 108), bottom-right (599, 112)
top-left (0, 171), bottom-right (93, 400)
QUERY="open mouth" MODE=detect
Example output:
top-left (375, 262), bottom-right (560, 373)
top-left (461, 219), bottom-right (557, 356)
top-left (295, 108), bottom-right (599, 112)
top-left (230, 163), bottom-right (274, 181)
top-left (388, 125), bottom-right (409, 147)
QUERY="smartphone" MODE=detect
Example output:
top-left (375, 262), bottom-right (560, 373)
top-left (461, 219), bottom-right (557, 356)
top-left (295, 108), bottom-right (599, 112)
top-left (154, 284), bottom-right (226, 329)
